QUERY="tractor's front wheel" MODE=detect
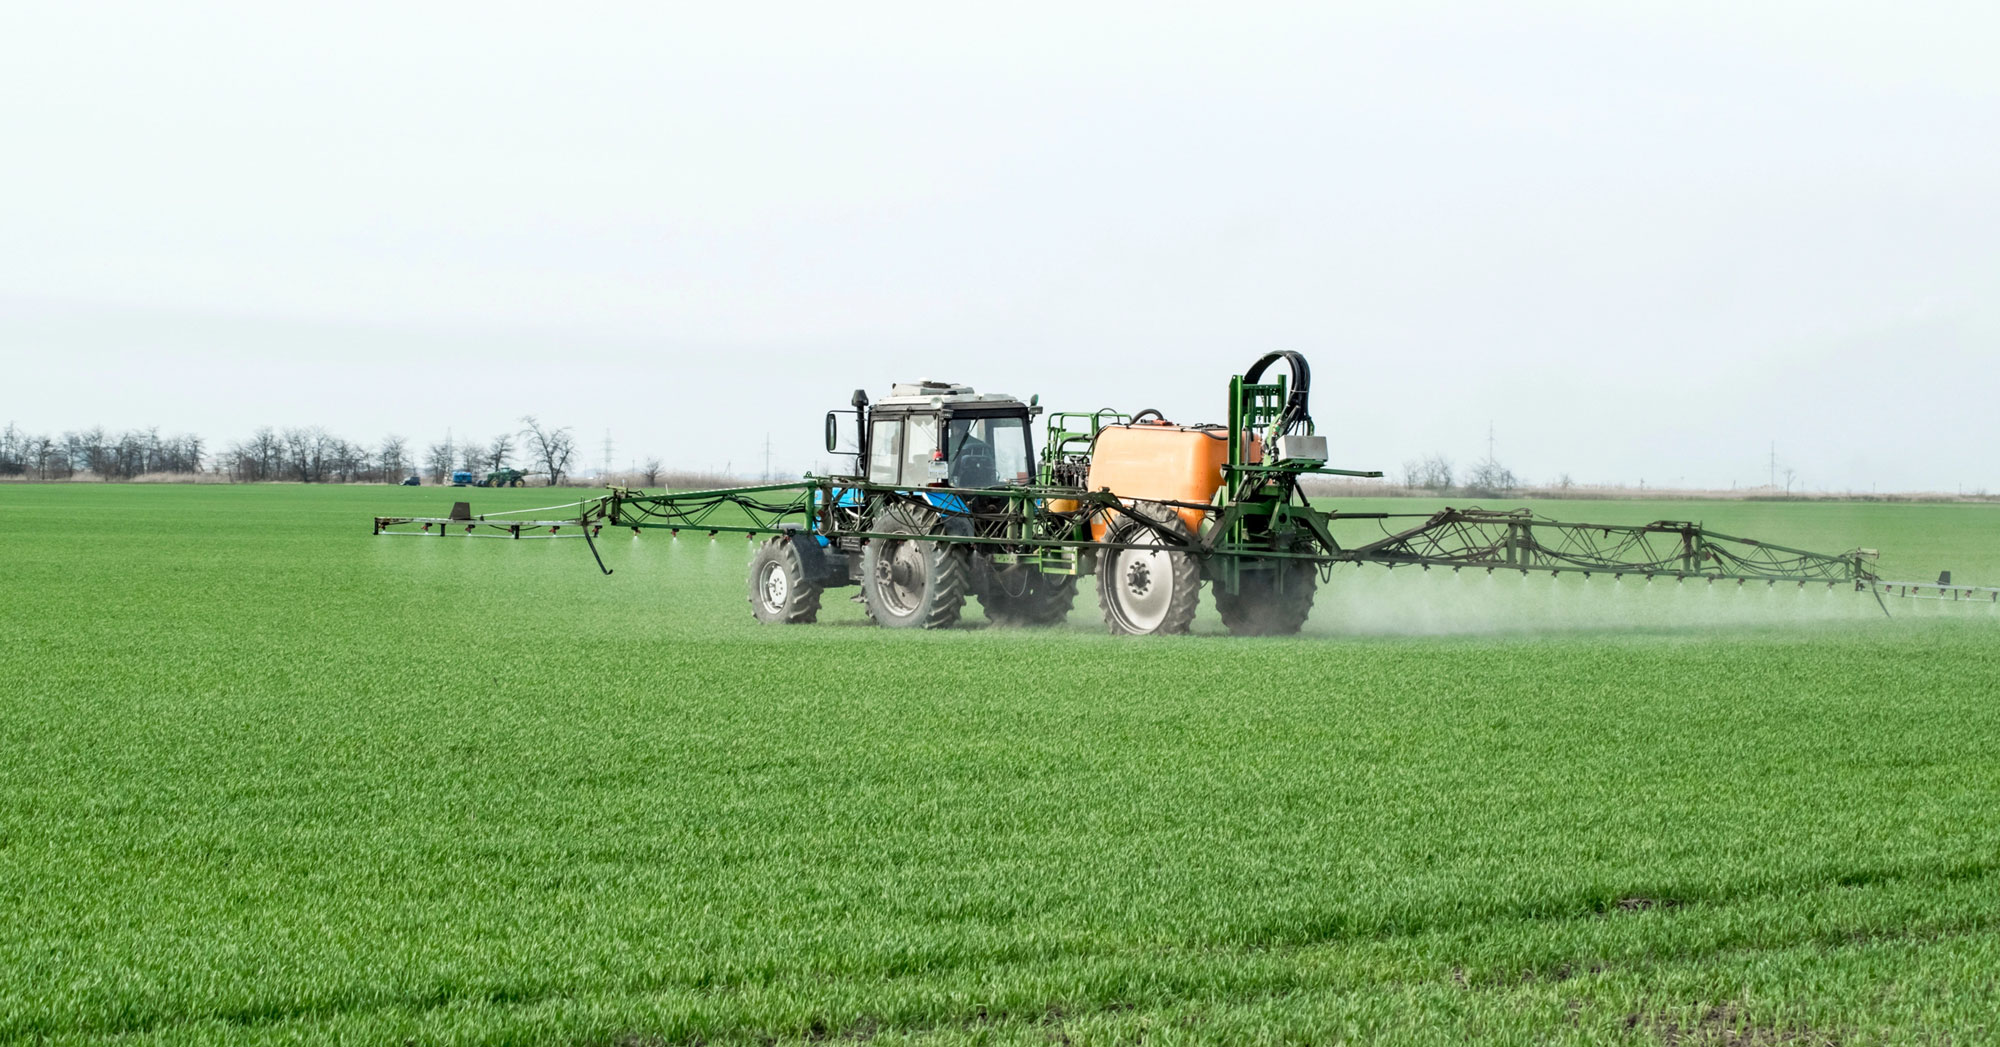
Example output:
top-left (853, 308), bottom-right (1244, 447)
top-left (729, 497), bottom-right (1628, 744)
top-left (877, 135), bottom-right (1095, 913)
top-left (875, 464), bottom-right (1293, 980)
top-left (861, 505), bottom-right (968, 629)
top-left (748, 536), bottom-right (822, 624)
top-left (1097, 502), bottom-right (1202, 635)
top-left (1215, 559), bottom-right (1317, 636)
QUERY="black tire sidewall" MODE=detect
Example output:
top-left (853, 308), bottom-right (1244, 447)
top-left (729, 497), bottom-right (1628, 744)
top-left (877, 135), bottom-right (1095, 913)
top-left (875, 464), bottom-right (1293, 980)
top-left (748, 537), bottom-right (820, 624)
top-left (861, 505), bottom-right (967, 629)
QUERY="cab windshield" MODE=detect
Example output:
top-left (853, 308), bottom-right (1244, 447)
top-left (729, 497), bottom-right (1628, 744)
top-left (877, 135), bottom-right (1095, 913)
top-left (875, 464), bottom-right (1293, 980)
top-left (946, 414), bottom-right (1032, 488)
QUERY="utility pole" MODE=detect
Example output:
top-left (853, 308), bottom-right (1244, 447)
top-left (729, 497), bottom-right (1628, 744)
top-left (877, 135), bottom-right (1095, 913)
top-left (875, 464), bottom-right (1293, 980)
top-left (602, 429), bottom-right (614, 480)
top-left (763, 432), bottom-right (773, 482)
top-left (1769, 442), bottom-right (1776, 489)
top-left (1486, 421), bottom-right (1496, 464)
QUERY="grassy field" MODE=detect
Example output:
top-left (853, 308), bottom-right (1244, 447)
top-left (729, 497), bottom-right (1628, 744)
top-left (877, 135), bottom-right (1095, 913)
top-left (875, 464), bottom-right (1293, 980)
top-left (2, 484), bottom-right (1998, 1045)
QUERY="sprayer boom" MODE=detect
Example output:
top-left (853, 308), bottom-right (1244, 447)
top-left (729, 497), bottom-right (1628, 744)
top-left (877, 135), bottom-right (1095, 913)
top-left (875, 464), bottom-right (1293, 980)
top-left (369, 352), bottom-right (1986, 632)
top-left (1335, 508), bottom-right (1876, 585)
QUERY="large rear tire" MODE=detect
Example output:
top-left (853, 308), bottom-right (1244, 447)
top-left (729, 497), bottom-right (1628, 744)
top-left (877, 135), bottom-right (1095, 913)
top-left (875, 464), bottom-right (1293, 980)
top-left (974, 559), bottom-right (1076, 627)
top-left (1215, 559), bottom-right (1317, 636)
top-left (1097, 502), bottom-right (1202, 635)
top-left (861, 504), bottom-right (968, 629)
top-left (748, 536), bottom-right (823, 624)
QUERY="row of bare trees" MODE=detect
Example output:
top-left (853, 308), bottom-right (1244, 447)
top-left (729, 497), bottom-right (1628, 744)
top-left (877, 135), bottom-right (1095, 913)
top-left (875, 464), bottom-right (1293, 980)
top-left (1401, 453), bottom-right (1533, 497)
top-left (222, 428), bottom-right (411, 483)
top-left (1, 417), bottom-right (587, 485)
top-left (0, 424), bottom-right (207, 480)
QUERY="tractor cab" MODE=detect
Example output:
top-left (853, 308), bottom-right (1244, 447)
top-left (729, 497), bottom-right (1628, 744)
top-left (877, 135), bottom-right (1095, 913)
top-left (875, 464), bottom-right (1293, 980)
top-left (831, 380), bottom-right (1038, 489)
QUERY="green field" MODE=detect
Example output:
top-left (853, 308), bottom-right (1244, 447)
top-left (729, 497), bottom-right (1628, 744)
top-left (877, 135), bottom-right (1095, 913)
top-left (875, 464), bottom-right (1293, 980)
top-left (3, 484), bottom-right (1998, 1045)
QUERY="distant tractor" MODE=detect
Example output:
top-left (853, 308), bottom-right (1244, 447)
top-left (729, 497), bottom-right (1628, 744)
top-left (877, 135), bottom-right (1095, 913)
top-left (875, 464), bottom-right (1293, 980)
top-left (481, 469), bottom-right (527, 488)
top-left (375, 352), bottom-right (1990, 632)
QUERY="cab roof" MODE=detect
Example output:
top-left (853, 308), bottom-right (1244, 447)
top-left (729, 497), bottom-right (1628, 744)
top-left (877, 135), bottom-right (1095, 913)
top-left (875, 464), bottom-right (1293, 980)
top-left (875, 379), bottom-right (1026, 409)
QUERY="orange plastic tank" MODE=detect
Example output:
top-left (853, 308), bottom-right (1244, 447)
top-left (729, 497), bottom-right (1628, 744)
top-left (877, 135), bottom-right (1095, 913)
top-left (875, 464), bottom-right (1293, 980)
top-left (1086, 423), bottom-right (1235, 539)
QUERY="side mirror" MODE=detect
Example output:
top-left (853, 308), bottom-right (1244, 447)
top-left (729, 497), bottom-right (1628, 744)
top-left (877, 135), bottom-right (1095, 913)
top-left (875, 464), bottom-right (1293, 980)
top-left (825, 411), bottom-right (840, 453)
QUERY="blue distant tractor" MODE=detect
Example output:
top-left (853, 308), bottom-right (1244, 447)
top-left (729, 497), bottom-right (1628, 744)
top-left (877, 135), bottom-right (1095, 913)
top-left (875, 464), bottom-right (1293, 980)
top-left (451, 468), bottom-right (527, 487)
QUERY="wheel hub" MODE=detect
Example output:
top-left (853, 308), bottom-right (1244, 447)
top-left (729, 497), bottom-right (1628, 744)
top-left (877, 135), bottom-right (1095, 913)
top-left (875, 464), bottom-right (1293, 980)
top-left (1106, 542), bottom-right (1174, 632)
top-left (761, 561), bottom-right (789, 609)
top-left (874, 540), bottom-right (925, 616)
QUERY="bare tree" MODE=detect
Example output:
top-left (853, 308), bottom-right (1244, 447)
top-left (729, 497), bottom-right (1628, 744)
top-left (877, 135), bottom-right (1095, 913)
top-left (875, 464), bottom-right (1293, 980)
top-left (32, 436), bottom-right (61, 479)
top-left (74, 426), bottom-right (112, 478)
top-left (424, 441), bottom-right (454, 484)
top-left (281, 426), bottom-right (334, 482)
top-left (641, 457), bottom-right (662, 485)
top-left (170, 433), bottom-right (206, 473)
top-left (1464, 458), bottom-right (1517, 498)
top-left (487, 434), bottom-right (514, 471)
top-left (378, 436), bottom-right (409, 482)
top-left (0, 423), bottom-right (21, 476)
top-left (248, 427), bottom-right (282, 480)
top-left (1403, 453), bottom-right (1454, 493)
top-left (519, 416), bottom-right (577, 486)
top-left (457, 440), bottom-right (488, 475)
top-left (324, 438), bottom-right (370, 482)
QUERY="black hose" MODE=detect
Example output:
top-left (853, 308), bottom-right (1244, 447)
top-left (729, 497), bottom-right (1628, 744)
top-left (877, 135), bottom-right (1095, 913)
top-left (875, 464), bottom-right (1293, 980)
top-left (1243, 351), bottom-right (1312, 434)
top-left (583, 521), bottom-right (614, 575)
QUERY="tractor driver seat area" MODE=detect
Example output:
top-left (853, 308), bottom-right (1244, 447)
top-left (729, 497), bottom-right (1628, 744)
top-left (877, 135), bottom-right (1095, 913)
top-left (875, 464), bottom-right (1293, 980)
top-left (950, 436), bottom-right (997, 488)
top-left (946, 413), bottom-right (1032, 489)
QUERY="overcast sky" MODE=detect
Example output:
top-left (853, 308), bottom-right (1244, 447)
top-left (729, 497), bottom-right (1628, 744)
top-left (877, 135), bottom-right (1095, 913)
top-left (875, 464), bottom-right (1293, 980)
top-left (3, 1), bottom-right (1996, 491)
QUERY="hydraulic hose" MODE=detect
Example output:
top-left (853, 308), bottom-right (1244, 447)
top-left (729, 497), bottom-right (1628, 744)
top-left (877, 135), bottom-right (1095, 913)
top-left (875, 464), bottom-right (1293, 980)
top-left (1243, 351), bottom-right (1312, 434)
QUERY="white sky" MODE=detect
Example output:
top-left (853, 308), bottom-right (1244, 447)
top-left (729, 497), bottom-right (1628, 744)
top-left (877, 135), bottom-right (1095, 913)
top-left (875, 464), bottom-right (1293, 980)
top-left (2, 1), bottom-right (1996, 491)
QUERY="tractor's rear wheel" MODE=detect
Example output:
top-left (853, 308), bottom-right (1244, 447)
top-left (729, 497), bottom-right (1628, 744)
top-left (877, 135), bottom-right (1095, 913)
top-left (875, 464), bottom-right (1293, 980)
top-left (748, 536), bottom-right (822, 624)
top-left (974, 559), bottom-right (1076, 627)
top-left (861, 505), bottom-right (968, 629)
top-left (1097, 502), bottom-right (1202, 635)
top-left (1215, 559), bottom-right (1317, 636)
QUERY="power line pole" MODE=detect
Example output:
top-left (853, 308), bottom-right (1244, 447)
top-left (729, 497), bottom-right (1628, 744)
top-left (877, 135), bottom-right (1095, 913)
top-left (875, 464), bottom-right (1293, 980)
top-left (763, 432), bottom-right (773, 481)
top-left (1486, 421), bottom-right (1497, 464)
top-left (602, 429), bottom-right (614, 480)
top-left (1769, 442), bottom-right (1776, 489)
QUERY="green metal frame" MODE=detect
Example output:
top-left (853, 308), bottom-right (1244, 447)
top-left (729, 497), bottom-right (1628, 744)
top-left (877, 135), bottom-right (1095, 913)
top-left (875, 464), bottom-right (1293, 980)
top-left (372, 360), bottom-right (1893, 596)
top-left (374, 475), bottom-right (1882, 591)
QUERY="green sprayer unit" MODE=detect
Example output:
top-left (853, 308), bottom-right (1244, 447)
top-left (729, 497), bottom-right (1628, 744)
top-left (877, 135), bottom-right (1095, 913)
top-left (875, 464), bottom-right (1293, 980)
top-left (373, 352), bottom-right (1994, 633)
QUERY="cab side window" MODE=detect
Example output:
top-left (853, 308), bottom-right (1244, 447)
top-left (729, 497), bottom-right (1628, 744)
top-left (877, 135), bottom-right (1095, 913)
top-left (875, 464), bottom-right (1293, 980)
top-left (899, 415), bottom-right (939, 486)
top-left (868, 417), bottom-right (902, 484)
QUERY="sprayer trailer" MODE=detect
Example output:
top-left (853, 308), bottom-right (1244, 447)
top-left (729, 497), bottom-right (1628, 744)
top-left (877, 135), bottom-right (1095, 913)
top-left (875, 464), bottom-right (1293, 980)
top-left (372, 352), bottom-right (1995, 633)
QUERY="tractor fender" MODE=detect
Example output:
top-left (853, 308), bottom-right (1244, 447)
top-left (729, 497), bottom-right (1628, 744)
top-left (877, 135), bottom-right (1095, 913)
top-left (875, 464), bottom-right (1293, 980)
top-left (779, 523), bottom-right (838, 583)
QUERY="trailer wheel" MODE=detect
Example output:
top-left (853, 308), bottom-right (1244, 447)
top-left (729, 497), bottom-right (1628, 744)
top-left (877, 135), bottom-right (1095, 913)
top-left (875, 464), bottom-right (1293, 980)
top-left (861, 504), bottom-right (968, 629)
top-left (1098, 502), bottom-right (1201, 635)
top-left (974, 560), bottom-right (1076, 626)
top-left (748, 536), bottom-right (822, 624)
top-left (1215, 559), bottom-right (1316, 636)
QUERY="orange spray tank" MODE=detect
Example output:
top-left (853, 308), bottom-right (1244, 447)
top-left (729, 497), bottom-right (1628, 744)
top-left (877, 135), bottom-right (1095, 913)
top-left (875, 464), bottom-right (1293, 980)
top-left (1084, 421), bottom-right (1260, 539)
